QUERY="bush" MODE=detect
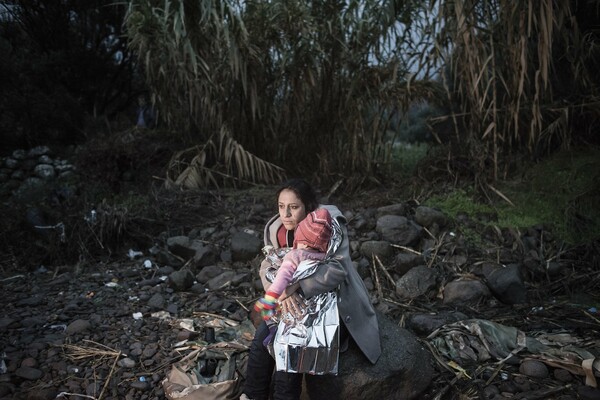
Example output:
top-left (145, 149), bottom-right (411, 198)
top-left (0, 1), bottom-right (141, 151)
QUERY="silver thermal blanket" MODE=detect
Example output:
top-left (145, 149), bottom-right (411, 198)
top-left (262, 217), bottom-right (342, 375)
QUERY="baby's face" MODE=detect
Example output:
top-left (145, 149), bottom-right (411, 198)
top-left (296, 242), bottom-right (309, 250)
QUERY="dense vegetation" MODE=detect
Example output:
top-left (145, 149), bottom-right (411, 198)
top-left (123, 0), bottom-right (600, 188)
top-left (1, 0), bottom-right (599, 268)
top-left (3, 1), bottom-right (599, 182)
top-left (0, 1), bottom-right (139, 148)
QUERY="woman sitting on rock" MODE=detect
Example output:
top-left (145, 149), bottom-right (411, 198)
top-left (241, 178), bottom-right (381, 400)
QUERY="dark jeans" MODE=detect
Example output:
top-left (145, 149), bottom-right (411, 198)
top-left (243, 321), bottom-right (349, 400)
top-left (243, 321), bottom-right (274, 400)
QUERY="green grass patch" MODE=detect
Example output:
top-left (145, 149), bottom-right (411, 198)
top-left (425, 189), bottom-right (492, 248)
top-left (425, 146), bottom-right (600, 245)
top-left (390, 142), bottom-right (429, 178)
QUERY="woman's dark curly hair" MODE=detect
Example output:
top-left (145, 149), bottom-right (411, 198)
top-left (276, 178), bottom-right (319, 213)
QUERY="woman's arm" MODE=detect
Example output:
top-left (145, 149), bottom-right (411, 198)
top-left (297, 258), bottom-right (347, 298)
top-left (297, 221), bottom-right (351, 298)
top-left (279, 256), bottom-right (347, 317)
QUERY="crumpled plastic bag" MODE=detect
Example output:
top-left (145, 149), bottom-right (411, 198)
top-left (162, 342), bottom-right (249, 400)
top-left (428, 318), bottom-right (600, 387)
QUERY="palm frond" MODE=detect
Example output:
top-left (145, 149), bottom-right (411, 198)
top-left (166, 127), bottom-right (286, 190)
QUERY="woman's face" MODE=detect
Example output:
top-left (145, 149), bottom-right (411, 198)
top-left (278, 189), bottom-right (307, 231)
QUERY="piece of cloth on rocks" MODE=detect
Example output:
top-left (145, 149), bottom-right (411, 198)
top-left (428, 318), bottom-right (600, 387)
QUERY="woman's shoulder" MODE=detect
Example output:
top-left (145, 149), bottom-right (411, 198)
top-left (265, 213), bottom-right (280, 227)
top-left (319, 204), bottom-right (347, 224)
top-left (264, 214), bottom-right (283, 245)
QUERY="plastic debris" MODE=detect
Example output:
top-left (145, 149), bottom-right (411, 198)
top-left (85, 209), bottom-right (97, 224)
top-left (67, 366), bottom-right (79, 374)
top-left (105, 282), bottom-right (120, 288)
top-left (151, 311), bottom-right (171, 320)
top-left (143, 259), bottom-right (153, 269)
top-left (132, 312), bottom-right (143, 320)
top-left (0, 352), bottom-right (6, 374)
top-left (179, 319), bottom-right (195, 332)
top-left (205, 327), bottom-right (216, 343)
top-left (127, 249), bottom-right (143, 259)
top-left (173, 339), bottom-right (188, 348)
top-left (34, 222), bottom-right (66, 242)
top-left (49, 324), bottom-right (67, 331)
top-left (35, 265), bottom-right (48, 274)
top-left (199, 358), bottom-right (218, 377)
top-left (148, 245), bottom-right (160, 255)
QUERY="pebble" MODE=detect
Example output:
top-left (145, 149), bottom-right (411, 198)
top-left (513, 375), bottom-right (531, 392)
top-left (15, 366), bottom-right (43, 380)
top-left (483, 385), bottom-right (500, 398)
top-left (554, 368), bottom-right (573, 382)
top-left (130, 380), bottom-right (151, 391)
top-left (65, 319), bottom-right (91, 334)
top-left (20, 357), bottom-right (37, 368)
top-left (142, 345), bottom-right (158, 358)
top-left (118, 358), bottom-right (137, 368)
top-left (519, 359), bottom-right (549, 378)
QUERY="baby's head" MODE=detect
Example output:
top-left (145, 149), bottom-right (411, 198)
top-left (293, 208), bottom-right (332, 253)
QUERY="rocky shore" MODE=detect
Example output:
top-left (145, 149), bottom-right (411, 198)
top-left (1, 181), bottom-right (599, 399)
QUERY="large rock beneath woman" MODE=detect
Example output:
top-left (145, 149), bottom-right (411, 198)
top-left (301, 311), bottom-right (434, 400)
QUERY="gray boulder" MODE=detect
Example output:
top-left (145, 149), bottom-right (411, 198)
top-left (303, 312), bottom-right (434, 400)
top-left (166, 236), bottom-right (194, 259)
top-left (196, 265), bottom-right (224, 284)
top-left (147, 293), bottom-right (166, 310)
top-left (376, 215), bottom-right (422, 246)
top-left (414, 206), bottom-right (449, 228)
top-left (482, 263), bottom-right (527, 304)
top-left (168, 269), bottom-right (195, 291)
top-left (33, 164), bottom-right (55, 180)
top-left (28, 146), bottom-right (50, 157)
top-left (206, 270), bottom-right (237, 290)
top-left (165, 237), bottom-right (217, 269)
top-left (376, 203), bottom-right (406, 217)
top-left (443, 279), bottom-right (491, 305)
top-left (231, 231), bottom-right (262, 262)
top-left (189, 240), bottom-right (217, 268)
top-left (395, 265), bottom-right (440, 300)
top-left (359, 240), bottom-right (393, 260)
top-left (155, 249), bottom-right (184, 268)
top-left (392, 252), bottom-right (424, 276)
